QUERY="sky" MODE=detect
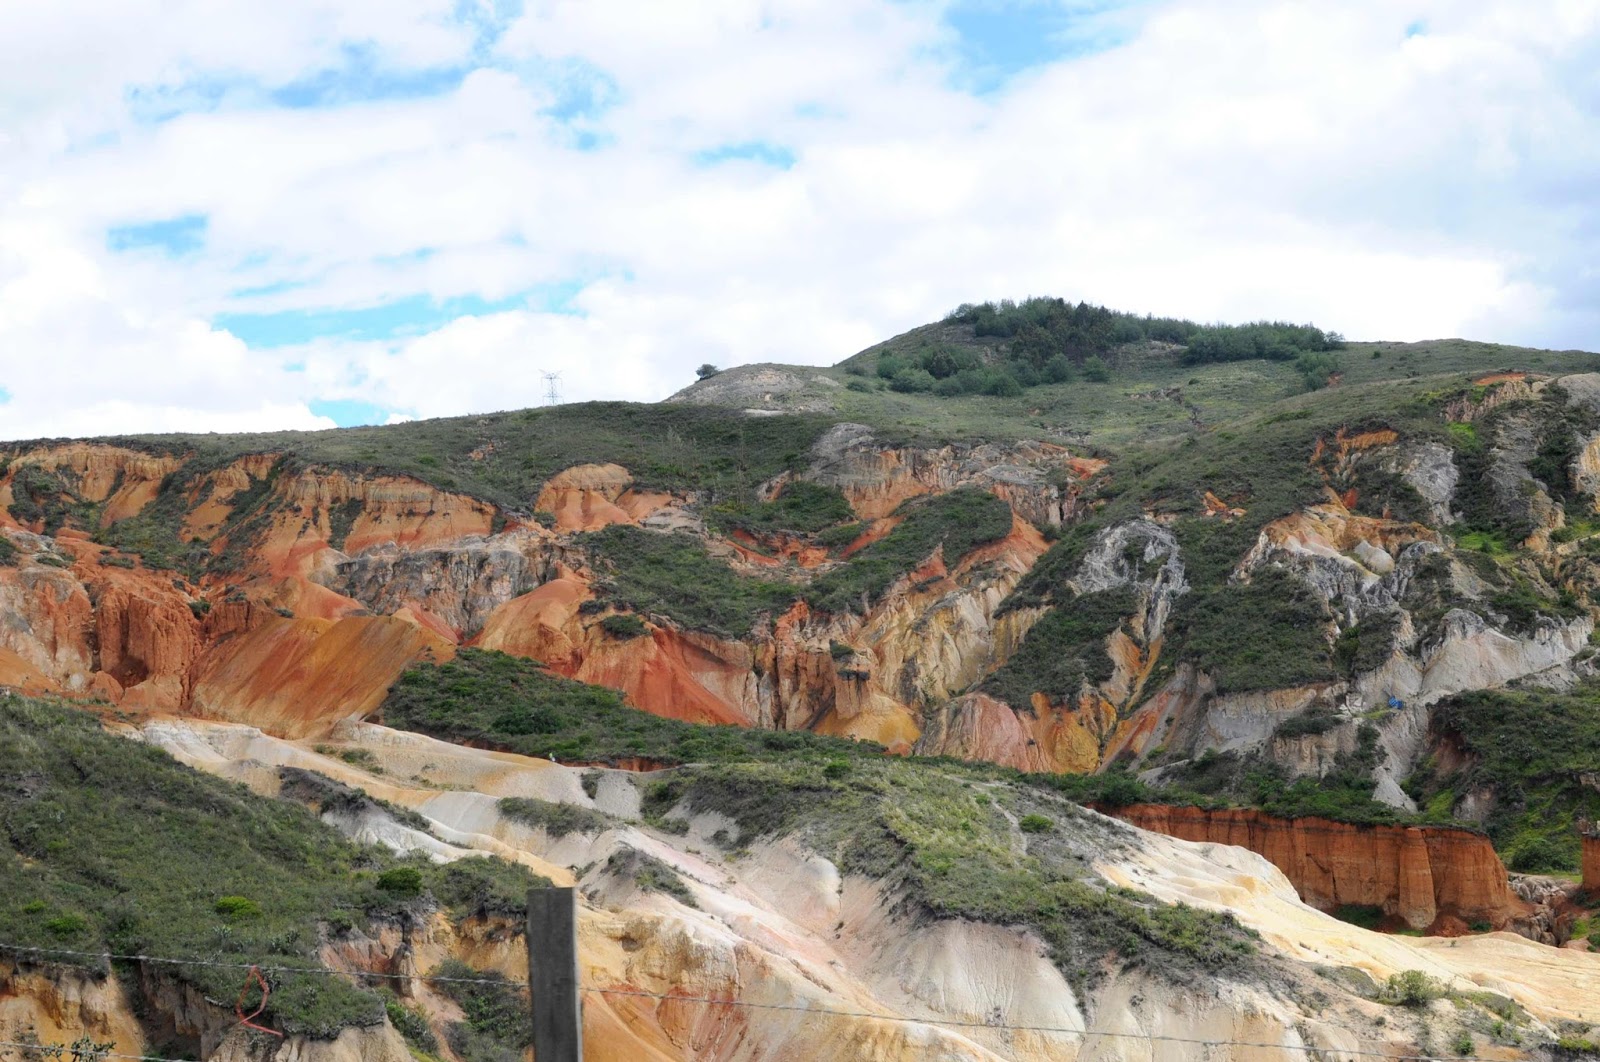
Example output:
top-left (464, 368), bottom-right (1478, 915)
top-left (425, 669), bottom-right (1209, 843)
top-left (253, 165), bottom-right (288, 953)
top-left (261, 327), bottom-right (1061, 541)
top-left (1, 0), bottom-right (1597, 439)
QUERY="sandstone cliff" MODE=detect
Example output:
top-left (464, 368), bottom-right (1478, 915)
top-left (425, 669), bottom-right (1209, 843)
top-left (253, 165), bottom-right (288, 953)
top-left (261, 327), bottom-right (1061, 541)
top-left (1108, 803), bottom-right (1521, 931)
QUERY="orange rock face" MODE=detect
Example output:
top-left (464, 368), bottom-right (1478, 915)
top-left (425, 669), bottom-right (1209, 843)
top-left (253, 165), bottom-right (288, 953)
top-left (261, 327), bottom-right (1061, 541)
top-left (1583, 831), bottom-right (1600, 894)
top-left (1109, 804), bottom-right (1523, 930)
top-left (189, 616), bottom-right (454, 738)
top-left (533, 463), bottom-right (676, 533)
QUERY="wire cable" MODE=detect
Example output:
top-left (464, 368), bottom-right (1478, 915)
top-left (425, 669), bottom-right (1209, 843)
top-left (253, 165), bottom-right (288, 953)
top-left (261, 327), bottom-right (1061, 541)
top-left (0, 1039), bottom-right (194, 1062)
top-left (580, 985), bottom-right (1529, 1062)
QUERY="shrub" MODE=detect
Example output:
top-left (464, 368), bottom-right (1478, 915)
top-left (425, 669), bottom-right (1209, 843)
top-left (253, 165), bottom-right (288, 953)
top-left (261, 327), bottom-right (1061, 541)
top-left (1380, 970), bottom-right (1444, 1006)
top-left (187, 599), bottom-right (211, 619)
top-left (377, 867), bottom-right (424, 897)
top-left (695, 363), bottom-right (720, 380)
top-left (1452, 1032), bottom-right (1474, 1056)
top-left (499, 798), bottom-right (612, 838)
top-left (1082, 356), bottom-right (1111, 383)
top-left (1019, 814), bottom-right (1053, 834)
top-left (0, 537), bottom-right (16, 567)
top-left (599, 614), bottom-right (648, 640)
top-left (1294, 352), bottom-right (1342, 391)
top-left (580, 526), bottom-right (797, 637)
top-left (384, 995), bottom-right (438, 1054)
top-left (43, 914), bottom-right (89, 938)
top-left (429, 960), bottom-right (530, 1062)
top-left (214, 896), bottom-right (263, 921)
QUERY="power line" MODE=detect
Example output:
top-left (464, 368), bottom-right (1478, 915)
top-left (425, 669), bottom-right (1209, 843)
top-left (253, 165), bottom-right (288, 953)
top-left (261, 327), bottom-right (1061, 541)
top-left (0, 1039), bottom-right (192, 1062)
top-left (579, 985), bottom-right (1530, 1061)
top-left (0, 944), bottom-right (513, 987)
top-left (2, 942), bottom-right (1584, 1061)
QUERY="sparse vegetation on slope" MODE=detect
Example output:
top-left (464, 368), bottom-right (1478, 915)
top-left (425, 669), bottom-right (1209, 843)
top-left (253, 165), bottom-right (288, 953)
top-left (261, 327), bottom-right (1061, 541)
top-left (580, 526), bottom-right (799, 637)
top-left (0, 696), bottom-right (548, 1037)
top-left (1412, 686), bottom-right (1600, 872)
top-left (582, 487), bottom-right (1012, 633)
top-left (383, 649), bottom-right (883, 766)
top-left (653, 757), bottom-right (1258, 993)
top-left (804, 487), bottom-right (1014, 613)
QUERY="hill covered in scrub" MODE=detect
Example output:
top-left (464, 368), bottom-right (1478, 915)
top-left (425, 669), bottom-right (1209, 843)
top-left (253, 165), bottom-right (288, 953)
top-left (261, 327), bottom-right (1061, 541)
top-left (4, 297), bottom-right (1600, 1059)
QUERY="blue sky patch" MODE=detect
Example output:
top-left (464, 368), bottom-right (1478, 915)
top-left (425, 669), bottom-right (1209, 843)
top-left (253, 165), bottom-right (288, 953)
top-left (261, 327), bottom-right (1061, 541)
top-left (942, 1), bottom-right (1136, 92)
top-left (214, 292), bottom-right (527, 348)
top-left (1404, 20), bottom-right (1427, 37)
top-left (271, 45), bottom-right (468, 108)
top-left (107, 214), bottom-right (208, 256)
top-left (309, 398), bottom-right (393, 427)
top-left (694, 142), bottom-right (797, 169)
top-left (538, 58), bottom-right (619, 123)
top-left (0, 387), bottom-right (11, 405)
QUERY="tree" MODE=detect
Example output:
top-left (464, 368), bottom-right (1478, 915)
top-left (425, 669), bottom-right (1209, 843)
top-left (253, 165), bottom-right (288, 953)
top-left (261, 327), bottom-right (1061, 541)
top-left (1082, 356), bottom-right (1112, 383)
top-left (695, 363), bottom-right (720, 380)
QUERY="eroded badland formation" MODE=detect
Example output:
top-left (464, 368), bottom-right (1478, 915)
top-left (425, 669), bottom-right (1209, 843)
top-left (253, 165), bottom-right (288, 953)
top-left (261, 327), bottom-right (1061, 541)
top-left (3, 304), bottom-right (1600, 1061)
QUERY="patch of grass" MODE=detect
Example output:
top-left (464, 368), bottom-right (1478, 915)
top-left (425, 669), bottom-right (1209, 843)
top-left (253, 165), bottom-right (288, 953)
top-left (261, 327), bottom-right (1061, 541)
top-left (597, 613), bottom-right (648, 640)
top-left (1416, 686), bottom-right (1600, 872)
top-left (382, 649), bottom-right (882, 767)
top-left (804, 488), bottom-right (1013, 614)
top-left (707, 480), bottom-right (855, 535)
top-left (662, 757), bottom-right (1257, 995)
top-left (429, 960), bottom-right (529, 1062)
top-left (0, 696), bottom-right (547, 1038)
top-left (95, 403), bottom-right (839, 512)
top-left (583, 488), bottom-right (1010, 633)
top-left (982, 588), bottom-right (1135, 704)
top-left (1169, 569), bottom-right (1336, 694)
top-left (605, 848), bottom-right (698, 907)
top-left (580, 526), bottom-right (798, 637)
top-left (498, 797), bottom-right (613, 838)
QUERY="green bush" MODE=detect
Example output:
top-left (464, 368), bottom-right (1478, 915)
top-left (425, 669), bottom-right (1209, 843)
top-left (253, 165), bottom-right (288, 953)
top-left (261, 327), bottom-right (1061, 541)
top-left (0, 536), bottom-right (16, 567)
top-left (498, 797), bottom-right (612, 838)
top-left (377, 867), bottom-right (424, 897)
top-left (598, 614), bottom-right (648, 640)
top-left (1380, 970), bottom-right (1444, 1006)
top-left (1294, 352), bottom-right (1342, 391)
top-left (214, 896), bottom-right (263, 921)
top-left (1170, 569), bottom-right (1335, 693)
top-left (1332, 904), bottom-right (1383, 930)
top-left (709, 481), bottom-right (855, 536)
top-left (429, 960), bottom-right (529, 1062)
top-left (384, 995), bottom-right (438, 1054)
top-left (1018, 814), bottom-right (1053, 834)
top-left (43, 913), bottom-right (89, 938)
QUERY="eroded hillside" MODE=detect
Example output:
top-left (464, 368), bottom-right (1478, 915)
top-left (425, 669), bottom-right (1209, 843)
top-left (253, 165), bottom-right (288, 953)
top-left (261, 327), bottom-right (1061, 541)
top-left (5, 307), bottom-right (1600, 1059)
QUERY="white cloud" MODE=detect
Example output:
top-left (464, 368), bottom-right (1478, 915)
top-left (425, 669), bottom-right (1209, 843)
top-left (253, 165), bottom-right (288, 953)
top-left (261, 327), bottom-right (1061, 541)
top-left (1, 0), bottom-right (1597, 441)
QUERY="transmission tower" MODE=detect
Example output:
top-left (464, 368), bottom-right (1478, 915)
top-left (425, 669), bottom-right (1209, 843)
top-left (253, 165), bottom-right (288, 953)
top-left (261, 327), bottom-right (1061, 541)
top-left (540, 371), bottom-right (562, 406)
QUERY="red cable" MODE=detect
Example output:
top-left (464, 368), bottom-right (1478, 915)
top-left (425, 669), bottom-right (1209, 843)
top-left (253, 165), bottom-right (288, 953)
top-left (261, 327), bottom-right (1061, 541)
top-left (235, 966), bottom-right (284, 1038)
